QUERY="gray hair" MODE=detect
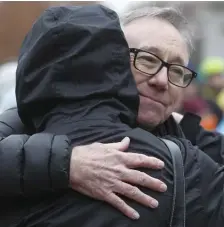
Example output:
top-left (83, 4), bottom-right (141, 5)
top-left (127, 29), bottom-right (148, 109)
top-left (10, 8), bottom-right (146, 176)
top-left (119, 2), bottom-right (194, 55)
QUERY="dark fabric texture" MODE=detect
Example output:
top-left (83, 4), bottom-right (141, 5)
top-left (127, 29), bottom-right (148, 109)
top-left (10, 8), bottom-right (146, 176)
top-left (9, 4), bottom-right (224, 227)
top-left (0, 107), bottom-right (71, 197)
top-left (0, 108), bottom-right (26, 137)
top-left (181, 112), bottom-right (224, 165)
top-left (16, 4), bottom-right (139, 134)
top-left (153, 115), bottom-right (186, 138)
top-left (180, 112), bottom-right (201, 145)
top-left (0, 108), bottom-right (72, 226)
top-left (0, 133), bottom-right (71, 196)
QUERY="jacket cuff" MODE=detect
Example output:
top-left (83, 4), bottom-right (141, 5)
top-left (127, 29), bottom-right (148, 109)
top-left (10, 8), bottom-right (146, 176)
top-left (180, 112), bottom-right (201, 145)
top-left (23, 134), bottom-right (72, 196)
top-left (50, 135), bottom-right (72, 190)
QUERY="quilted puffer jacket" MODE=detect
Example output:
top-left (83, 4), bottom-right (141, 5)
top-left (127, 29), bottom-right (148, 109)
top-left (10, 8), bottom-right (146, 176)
top-left (0, 107), bottom-right (71, 196)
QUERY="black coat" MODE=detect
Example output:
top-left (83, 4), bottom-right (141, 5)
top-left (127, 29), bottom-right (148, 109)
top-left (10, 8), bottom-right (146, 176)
top-left (0, 108), bottom-right (71, 196)
top-left (2, 4), bottom-right (222, 227)
top-left (0, 108), bottom-right (72, 226)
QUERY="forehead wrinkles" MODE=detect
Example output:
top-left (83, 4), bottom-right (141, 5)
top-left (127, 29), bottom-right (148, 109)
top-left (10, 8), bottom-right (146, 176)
top-left (142, 32), bottom-right (187, 63)
top-left (125, 19), bottom-right (185, 46)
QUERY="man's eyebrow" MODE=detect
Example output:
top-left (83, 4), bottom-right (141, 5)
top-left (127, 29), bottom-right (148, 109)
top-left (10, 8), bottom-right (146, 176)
top-left (171, 56), bottom-right (185, 65)
top-left (139, 45), bottom-right (185, 65)
top-left (140, 46), bottom-right (162, 55)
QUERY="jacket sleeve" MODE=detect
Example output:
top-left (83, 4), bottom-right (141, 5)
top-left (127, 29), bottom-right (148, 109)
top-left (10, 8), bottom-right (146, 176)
top-left (0, 108), bottom-right (26, 137)
top-left (180, 112), bottom-right (224, 165)
top-left (0, 108), bottom-right (72, 197)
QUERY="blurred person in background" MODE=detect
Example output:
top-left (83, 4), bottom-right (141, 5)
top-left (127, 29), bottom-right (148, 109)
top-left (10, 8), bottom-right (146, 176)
top-left (200, 100), bottom-right (223, 131)
top-left (181, 57), bottom-right (224, 131)
top-left (200, 57), bottom-right (224, 131)
top-left (182, 80), bottom-right (223, 131)
top-left (199, 57), bottom-right (224, 100)
top-left (199, 57), bottom-right (224, 132)
top-left (214, 90), bottom-right (224, 133)
top-left (181, 80), bottom-right (206, 115)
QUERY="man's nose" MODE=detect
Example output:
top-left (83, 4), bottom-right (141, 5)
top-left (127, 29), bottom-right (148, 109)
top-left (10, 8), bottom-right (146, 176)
top-left (147, 67), bottom-right (169, 90)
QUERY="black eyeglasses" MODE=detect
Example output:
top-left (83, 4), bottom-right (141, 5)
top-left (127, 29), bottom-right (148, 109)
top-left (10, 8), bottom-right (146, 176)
top-left (130, 48), bottom-right (197, 88)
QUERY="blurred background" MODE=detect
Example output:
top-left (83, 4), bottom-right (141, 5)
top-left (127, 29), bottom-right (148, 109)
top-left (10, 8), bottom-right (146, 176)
top-left (1, 1), bottom-right (224, 133)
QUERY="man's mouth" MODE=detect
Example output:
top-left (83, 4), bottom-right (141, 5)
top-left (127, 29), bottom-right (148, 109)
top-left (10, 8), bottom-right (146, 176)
top-left (139, 93), bottom-right (166, 107)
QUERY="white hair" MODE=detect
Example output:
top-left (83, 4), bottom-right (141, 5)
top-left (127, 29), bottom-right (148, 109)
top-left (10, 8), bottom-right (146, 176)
top-left (119, 2), bottom-right (194, 55)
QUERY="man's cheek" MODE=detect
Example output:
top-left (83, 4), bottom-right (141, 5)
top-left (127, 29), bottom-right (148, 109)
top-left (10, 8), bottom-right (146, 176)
top-left (171, 89), bottom-right (183, 110)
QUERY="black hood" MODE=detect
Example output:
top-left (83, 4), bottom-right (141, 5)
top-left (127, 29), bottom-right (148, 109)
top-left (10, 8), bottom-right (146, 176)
top-left (16, 4), bottom-right (139, 134)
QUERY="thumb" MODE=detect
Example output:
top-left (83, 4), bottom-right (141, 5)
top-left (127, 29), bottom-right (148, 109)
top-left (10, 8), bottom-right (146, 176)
top-left (104, 137), bottom-right (130, 151)
top-left (119, 137), bottom-right (130, 151)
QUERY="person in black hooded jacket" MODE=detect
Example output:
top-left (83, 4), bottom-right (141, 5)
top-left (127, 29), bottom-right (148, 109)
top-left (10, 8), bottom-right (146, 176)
top-left (9, 4), bottom-right (224, 227)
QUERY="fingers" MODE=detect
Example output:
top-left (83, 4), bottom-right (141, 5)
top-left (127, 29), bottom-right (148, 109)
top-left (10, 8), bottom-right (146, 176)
top-left (103, 137), bottom-right (130, 151)
top-left (121, 169), bottom-right (167, 192)
top-left (116, 182), bottom-right (159, 209)
top-left (96, 140), bottom-right (164, 170)
top-left (105, 192), bottom-right (140, 220)
top-left (123, 153), bottom-right (164, 169)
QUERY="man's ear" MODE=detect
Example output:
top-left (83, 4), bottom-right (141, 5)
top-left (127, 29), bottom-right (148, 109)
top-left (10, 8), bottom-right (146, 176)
top-left (172, 112), bottom-right (184, 124)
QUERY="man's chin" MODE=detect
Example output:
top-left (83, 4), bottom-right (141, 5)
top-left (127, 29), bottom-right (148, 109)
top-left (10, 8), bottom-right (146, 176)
top-left (136, 116), bottom-right (161, 131)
